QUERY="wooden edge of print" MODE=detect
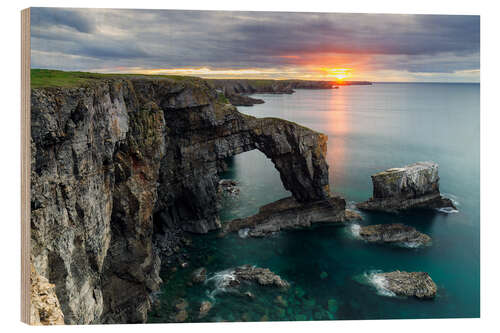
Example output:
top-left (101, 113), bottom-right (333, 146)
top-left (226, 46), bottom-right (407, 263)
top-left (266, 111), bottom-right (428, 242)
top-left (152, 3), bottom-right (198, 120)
top-left (21, 7), bottom-right (31, 325)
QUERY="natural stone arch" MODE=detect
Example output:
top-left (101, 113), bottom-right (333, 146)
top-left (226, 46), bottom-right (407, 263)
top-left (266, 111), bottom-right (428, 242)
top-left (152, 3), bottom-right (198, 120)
top-left (154, 97), bottom-right (332, 234)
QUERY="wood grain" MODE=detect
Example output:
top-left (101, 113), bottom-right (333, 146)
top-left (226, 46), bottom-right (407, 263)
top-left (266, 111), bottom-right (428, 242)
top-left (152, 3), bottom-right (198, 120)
top-left (21, 7), bottom-right (31, 325)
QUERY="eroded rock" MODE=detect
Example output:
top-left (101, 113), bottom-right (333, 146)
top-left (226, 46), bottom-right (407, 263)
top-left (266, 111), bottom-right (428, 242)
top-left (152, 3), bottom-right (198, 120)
top-left (209, 265), bottom-right (290, 290)
top-left (223, 196), bottom-right (354, 237)
top-left (218, 179), bottom-right (240, 196)
top-left (199, 301), bottom-right (212, 318)
top-left (30, 264), bottom-right (65, 325)
top-left (357, 162), bottom-right (456, 212)
top-left (191, 267), bottom-right (207, 284)
top-left (234, 265), bottom-right (290, 289)
top-left (174, 298), bottom-right (188, 311)
top-left (373, 271), bottom-right (437, 299)
top-left (359, 223), bottom-right (431, 246)
top-left (174, 310), bottom-right (188, 322)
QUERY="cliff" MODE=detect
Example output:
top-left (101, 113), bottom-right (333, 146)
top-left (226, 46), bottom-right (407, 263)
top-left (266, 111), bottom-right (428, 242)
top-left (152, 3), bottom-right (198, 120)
top-left (207, 79), bottom-right (344, 106)
top-left (30, 72), bottom-right (335, 324)
top-left (30, 264), bottom-right (65, 325)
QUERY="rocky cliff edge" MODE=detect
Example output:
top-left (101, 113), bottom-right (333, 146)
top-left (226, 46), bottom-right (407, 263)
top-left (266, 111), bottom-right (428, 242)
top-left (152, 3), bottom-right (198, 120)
top-left (30, 75), bottom-right (336, 324)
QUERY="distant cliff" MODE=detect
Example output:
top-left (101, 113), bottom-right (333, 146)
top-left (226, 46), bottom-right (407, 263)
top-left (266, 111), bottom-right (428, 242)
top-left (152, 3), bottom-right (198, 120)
top-left (30, 71), bottom-right (339, 324)
top-left (207, 79), bottom-right (371, 106)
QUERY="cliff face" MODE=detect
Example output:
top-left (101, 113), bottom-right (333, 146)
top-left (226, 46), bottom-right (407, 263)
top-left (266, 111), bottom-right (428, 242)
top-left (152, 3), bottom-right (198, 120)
top-left (30, 76), bottom-right (333, 324)
top-left (207, 79), bottom-right (339, 106)
top-left (208, 79), bottom-right (336, 95)
top-left (30, 264), bottom-right (65, 325)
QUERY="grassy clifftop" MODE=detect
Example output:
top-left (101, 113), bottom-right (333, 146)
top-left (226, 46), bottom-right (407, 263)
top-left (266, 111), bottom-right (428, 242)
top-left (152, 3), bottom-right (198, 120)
top-left (30, 69), bottom-right (199, 89)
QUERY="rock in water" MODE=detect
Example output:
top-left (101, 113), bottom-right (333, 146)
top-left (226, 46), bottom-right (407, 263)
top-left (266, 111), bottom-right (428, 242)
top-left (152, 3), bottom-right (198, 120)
top-left (359, 224), bottom-right (431, 246)
top-left (223, 196), bottom-right (355, 237)
top-left (234, 265), bottom-right (290, 289)
top-left (191, 267), bottom-right (207, 284)
top-left (210, 265), bottom-right (290, 290)
top-left (218, 179), bottom-right (240, 196)
top-left (274, 295), bottom-right (288, 307)
top-left (373, 271), bottom-right (437, 299)
top-left (357, 162), bottom-right (456, 212)
top-left (174, 298), bottom-right (189, 311)
top-left (174, 310), bottom-right (188, 322)
top-left (199, 301), bottom-right (212, 318)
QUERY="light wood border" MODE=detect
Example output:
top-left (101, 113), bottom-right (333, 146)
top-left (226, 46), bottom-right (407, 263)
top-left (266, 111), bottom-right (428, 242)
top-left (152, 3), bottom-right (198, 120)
top-left (21, 7), bottom-right (31, 325)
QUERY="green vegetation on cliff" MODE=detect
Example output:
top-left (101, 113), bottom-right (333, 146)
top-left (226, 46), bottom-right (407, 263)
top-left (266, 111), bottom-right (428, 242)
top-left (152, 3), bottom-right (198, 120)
top-left (30, 69), bottom-right (200, 89)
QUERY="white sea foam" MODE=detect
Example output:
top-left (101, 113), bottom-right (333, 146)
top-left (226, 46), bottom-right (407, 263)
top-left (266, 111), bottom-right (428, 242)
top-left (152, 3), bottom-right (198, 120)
top-left (436, 207), bottom-right (459, 214)
top-left (364, 271), bottom-right (396, 297)
top-left (346, 201), bottom-right (363, 214)
top-left (238, 228), bottom-right (250, 238)
top-left (350, 224), bottom-right (362, 239)
top-left (442, 192), bottom-right (460, 207)
top-left (204, 268), bottom-right (238, 301)
top-left (346, 201), bottom-right (358, 210)
top-left (400, 241), bottom-right (421, 248)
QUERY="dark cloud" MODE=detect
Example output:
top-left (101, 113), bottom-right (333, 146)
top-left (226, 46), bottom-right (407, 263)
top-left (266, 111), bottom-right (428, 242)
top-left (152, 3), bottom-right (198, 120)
top-left (31, 7), bottom-right (96, 33)
top-left (30, 8), bottom-right (480, 79)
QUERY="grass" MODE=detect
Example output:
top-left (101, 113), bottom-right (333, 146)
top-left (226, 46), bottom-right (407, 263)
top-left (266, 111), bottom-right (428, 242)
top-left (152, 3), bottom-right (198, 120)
top-left (217, 92), bottom-right (230, 104)
top-left (30, 69), bottom-right (202, 89)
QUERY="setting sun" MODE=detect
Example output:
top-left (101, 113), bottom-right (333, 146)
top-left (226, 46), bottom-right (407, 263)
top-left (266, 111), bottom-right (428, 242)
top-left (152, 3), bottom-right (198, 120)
top-left (324, 68), bottom-right (352, 81)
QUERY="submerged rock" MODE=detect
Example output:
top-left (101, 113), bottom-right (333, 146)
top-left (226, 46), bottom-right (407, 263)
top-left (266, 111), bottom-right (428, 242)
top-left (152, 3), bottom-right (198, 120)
top-left (199, 301), bottom-right (212, 318)
top-left (174, 310), bottom-right (188, 322)
top-left (191, 267), bottom-right (207, 284)
top-left (243, 291), bottom-right (255, 299)
top-left (223, 196), bottom-right (356, 237)
top-left (274, 295), bottom-right (288, 307)
top-left (357, 162), bottom-right (456, 212)
top-left (359, 223), bottom-right (431, 246)
top-left (174, 298), bottom-right (188, 311)
top-left (374, 271), bottom-right (437, 299)
top-left (218, 179), bottom-right (240, 196)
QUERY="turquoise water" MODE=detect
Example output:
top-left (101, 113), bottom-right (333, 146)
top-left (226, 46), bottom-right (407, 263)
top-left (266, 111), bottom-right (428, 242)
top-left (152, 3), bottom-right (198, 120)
top-left (149, 83), bottom-right (480, 322)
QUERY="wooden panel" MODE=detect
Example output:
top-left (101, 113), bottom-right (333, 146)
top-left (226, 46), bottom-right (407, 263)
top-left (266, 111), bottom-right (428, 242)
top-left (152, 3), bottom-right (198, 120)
top-left (20, 7), bottom-right (31, 325)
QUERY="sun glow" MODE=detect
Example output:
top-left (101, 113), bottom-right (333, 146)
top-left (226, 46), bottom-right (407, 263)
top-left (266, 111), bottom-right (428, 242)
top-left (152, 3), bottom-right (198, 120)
top-left (320, 68), bottom-right (353, 81)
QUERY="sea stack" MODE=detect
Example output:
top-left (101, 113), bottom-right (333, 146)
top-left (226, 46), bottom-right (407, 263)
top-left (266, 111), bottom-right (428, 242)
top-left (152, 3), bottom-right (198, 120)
top-left (357, 162), bottom-right (456, 213)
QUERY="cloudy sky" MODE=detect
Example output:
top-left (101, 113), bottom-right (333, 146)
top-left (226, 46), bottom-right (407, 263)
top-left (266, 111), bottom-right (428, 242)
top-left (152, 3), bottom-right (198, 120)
top-left (30, 8), bottom-right (480, 82)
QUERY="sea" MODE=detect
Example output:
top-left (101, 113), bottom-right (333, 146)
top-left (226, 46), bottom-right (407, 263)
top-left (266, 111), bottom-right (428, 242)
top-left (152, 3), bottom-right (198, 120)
top-left (149, 82), bottom-right (480, 322)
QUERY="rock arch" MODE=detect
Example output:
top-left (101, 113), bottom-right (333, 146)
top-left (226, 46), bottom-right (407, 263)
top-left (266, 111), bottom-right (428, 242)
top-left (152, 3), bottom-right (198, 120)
top-left (153, 94), bottom-right (332, 234)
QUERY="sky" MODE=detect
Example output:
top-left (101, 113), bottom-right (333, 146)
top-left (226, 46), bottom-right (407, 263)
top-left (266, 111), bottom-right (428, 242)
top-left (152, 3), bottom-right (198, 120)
top-left (30, 8), bottom-right (480, 82)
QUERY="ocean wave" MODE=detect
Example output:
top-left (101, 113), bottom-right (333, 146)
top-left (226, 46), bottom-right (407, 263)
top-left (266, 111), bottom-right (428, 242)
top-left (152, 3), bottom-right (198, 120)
top-left (364, 271), bottom-right (396, 297)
